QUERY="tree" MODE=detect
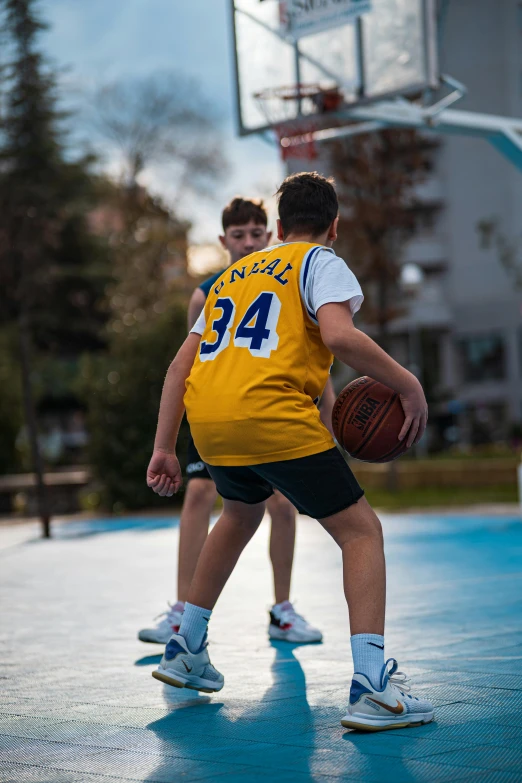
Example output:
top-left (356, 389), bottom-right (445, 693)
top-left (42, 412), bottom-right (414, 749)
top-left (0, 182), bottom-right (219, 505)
top-left (331, 129), bottom-right (432, 351)
top-left (0, 0), bottom-right (109, 534)
top-left (74, 67), bottom-right (229, 511)
top-left (92, 72), bottom-right (227, 196)
top-left (77, 185), bottom-right (191, 511)
top-left (0, 329), bottom-right (23, 474)
top-left (79, 303), bottom-right (189, 512)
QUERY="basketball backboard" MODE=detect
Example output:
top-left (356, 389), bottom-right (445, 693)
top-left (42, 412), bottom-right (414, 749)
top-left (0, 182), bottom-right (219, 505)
top-left (230, 0), bottom-right (439, 137)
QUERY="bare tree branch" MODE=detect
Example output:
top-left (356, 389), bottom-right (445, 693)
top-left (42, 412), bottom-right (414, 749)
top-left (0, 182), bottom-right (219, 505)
top-left (332, 129), bottom-right (433, 349)
top-left (90, 71), bottom-right (227, 194)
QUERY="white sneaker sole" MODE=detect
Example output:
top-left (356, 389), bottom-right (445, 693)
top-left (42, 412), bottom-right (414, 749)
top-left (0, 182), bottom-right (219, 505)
top-left (341, 711), bottom-right (434, 732)
top-left (152, 666), bottom-right (224, 694)
top-left (268, 625), bottom-right (323, 644)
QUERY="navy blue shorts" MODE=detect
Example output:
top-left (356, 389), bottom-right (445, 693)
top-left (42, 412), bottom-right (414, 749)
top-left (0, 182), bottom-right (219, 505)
top-left (186, 435), bottom-right (211, 481)
top-left (206, 447), bottom-right (364, 519)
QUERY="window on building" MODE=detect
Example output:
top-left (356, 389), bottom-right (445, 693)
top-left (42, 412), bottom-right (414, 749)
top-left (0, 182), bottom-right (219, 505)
top-left (467, 402), bottom-right (509, 445)
top-left (517, 326), bottom-right (522, 377)
top-left (420, 330), bottom-right (442, 395)
top-left (458, 335), bottom-right (506, 383)
top-left (415, 209), bottom-right (438, 233)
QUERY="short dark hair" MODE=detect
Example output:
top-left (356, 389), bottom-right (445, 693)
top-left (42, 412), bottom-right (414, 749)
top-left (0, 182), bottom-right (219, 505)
top-left (276, 172), bottom-right (338, 238)
top-left (222, 197), bottom-right (268, 231)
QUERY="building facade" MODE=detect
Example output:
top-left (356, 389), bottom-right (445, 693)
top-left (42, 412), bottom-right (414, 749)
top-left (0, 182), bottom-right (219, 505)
top-left (423, 0), bottom-right (522, 445)
top-left (288, 0), bottom-right (522, 449)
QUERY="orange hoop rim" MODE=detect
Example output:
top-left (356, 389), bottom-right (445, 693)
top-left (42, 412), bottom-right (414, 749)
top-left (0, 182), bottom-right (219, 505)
top-left (254, 83), bottom-right (343, 160)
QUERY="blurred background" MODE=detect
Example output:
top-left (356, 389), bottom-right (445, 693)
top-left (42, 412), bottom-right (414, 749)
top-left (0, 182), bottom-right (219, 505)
top-left (1, 0), bottom-right (521, 533)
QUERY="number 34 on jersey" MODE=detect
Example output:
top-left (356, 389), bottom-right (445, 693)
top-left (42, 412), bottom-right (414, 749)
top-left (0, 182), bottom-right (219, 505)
top-left (200, 291), bottom-right (281, 361)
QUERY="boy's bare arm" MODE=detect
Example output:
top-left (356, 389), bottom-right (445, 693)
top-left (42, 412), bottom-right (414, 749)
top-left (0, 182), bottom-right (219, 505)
top-left (319, 377), bottom-right (336, 436)
top-left (188, 287), bottom-right (206, 331)
top-left (147, 333), bottom-right (200, 497)
top-left (317, 301), bottom-right (428, 447)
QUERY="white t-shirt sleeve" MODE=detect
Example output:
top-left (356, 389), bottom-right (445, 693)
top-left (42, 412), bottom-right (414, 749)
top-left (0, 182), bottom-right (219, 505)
top-left (301, 247), bottom-right (363, 320)
top-left (191, 248), bottom-right (362, 334)
top-left (190, 309), bottom-right (206, 335)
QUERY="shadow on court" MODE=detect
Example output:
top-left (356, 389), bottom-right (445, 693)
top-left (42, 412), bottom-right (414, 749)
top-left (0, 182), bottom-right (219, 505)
top-left (146, 643), bottom-right (318, 782)
top-left (135, 654), bottom-right (163, 667)
top-left (145, 642), bottom-right (420, 783)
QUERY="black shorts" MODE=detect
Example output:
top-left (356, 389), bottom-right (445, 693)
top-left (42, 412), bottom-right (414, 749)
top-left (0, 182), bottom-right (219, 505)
top-left (186, 435), bottom-right (212, 481)
top-left (206, 447), bottom-right (364, 519)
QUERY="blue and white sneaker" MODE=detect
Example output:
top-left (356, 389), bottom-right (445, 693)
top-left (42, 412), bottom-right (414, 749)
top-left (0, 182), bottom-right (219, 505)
top-left (152, 633), bottom-right (224, 694)
top-left (341, 658), bottom-right (434, 732)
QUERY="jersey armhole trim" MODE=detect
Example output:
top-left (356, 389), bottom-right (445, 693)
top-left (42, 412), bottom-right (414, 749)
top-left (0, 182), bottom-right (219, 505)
top-left (300, 245), bottom-right (324, 324)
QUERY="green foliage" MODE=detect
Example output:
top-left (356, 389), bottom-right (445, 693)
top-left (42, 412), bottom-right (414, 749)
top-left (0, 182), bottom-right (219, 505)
top-left (77, 301), bottom-right (189, 511)
top-left (0, 0), bottom-right (112, 534)
top-left (75, 177), bottom-right (193, 511)
top-left (0, 331), bottom-right (23, 474)
top-left (365, 484), bottom-right (518, 510)
top-left (0, 0), bottom-right (111, 350)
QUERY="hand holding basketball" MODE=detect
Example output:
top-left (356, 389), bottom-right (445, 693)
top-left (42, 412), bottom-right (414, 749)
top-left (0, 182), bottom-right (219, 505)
top-left (399, 388), bottom-right (428, 448)
top-left (332, 377), bottom-right (428, 463)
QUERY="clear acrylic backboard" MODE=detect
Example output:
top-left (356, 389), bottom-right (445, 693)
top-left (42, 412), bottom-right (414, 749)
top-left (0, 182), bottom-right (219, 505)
top-left (230, 0), bottom-right (439, 136)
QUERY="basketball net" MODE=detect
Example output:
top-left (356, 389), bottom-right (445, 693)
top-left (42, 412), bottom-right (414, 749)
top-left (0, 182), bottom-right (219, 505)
top-left (254, 84), bottom-right (343, 161)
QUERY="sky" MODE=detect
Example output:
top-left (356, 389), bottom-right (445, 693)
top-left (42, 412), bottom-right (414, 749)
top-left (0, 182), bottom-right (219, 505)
top-left (42, 0), bottom-right (284, 249)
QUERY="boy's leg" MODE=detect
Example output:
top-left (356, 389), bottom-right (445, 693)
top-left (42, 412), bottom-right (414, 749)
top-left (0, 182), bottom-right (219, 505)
top-left (319, 496), bottom-right (433, 731)
top-left (153, 496), bottom-right (265, 691)
top-left (179, 464), bottom-right (272, 653)
top-left (138, 439), bottom-right (216, 644)
top-left (318, 496), bottom-right (385, 635)
top-left (177, 478), bottom-right (217, 601)
top-left (266, 490), bottom-right (323, 643)
top-left (186, 498), bottom-right (266, 611)
top-left (138, 477), bottom-right (216, 643)
top-left (251, 448), bottom-right (386, 679)
top-left (266, 491), bottom-right (295, 604)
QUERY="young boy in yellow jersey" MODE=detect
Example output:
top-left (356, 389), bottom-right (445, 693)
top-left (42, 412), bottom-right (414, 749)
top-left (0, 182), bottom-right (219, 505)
top-left (138, 198), bottom-right (326, 645)
top-left (147, 173), bottom-right (433, 732)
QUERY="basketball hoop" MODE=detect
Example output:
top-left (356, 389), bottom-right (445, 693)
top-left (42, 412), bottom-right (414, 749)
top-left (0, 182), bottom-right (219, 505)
top-left (254, 84), bottom-right (344, 160)
top-left (275, 123), bottom-right (319, 161)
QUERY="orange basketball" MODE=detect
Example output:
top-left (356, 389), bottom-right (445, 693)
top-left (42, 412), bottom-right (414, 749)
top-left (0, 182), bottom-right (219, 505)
top-left (332, 376), bottom-right (409, 463)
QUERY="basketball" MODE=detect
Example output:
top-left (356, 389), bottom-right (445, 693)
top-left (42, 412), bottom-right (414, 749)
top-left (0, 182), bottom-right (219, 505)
top-left (332, 376), bottom-right (408, 463)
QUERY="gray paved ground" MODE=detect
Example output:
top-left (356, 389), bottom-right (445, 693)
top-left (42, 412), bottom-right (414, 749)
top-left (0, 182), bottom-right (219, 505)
top-left (1, 510), bottom-right (522, 782)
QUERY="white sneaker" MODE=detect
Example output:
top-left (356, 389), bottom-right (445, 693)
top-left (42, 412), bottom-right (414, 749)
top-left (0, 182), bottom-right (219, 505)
top-left (138, 602), bottom-right (184, 644)
top-left (268, 601), bottom-right (323, 643)
top-left (341, 658), bottom-right (434, 732)
top-left (152, 633), bottom-right (224, 693)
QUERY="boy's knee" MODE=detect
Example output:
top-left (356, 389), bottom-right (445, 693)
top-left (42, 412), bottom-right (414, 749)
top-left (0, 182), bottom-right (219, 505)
top-left (267, 492), bottom-right (296, 526)
top-left (224, 499), bottom-right (266, 528)
top-left (271, 507), bottom-right (296, 528)
top-left (322, 497), bottom-right (383, 545)
top-left (185, 479), bottom-right (216, 509)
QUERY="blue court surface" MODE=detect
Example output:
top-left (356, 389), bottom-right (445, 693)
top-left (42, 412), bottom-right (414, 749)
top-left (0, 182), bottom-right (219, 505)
top-left (1, 510), bottom-right (522, 782)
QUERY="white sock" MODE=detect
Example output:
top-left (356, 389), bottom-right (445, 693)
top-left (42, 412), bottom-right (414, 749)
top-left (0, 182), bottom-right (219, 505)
top-left (272, 600), bottom-right (292, 613)
top-left (351, 633), bottom-right (385, 689)
top-left (178, 602), bottom-right (212, 653)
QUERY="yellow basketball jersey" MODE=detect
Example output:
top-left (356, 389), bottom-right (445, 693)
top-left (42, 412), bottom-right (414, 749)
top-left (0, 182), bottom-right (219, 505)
top-left (184, 242), bottom-right (335, 466)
